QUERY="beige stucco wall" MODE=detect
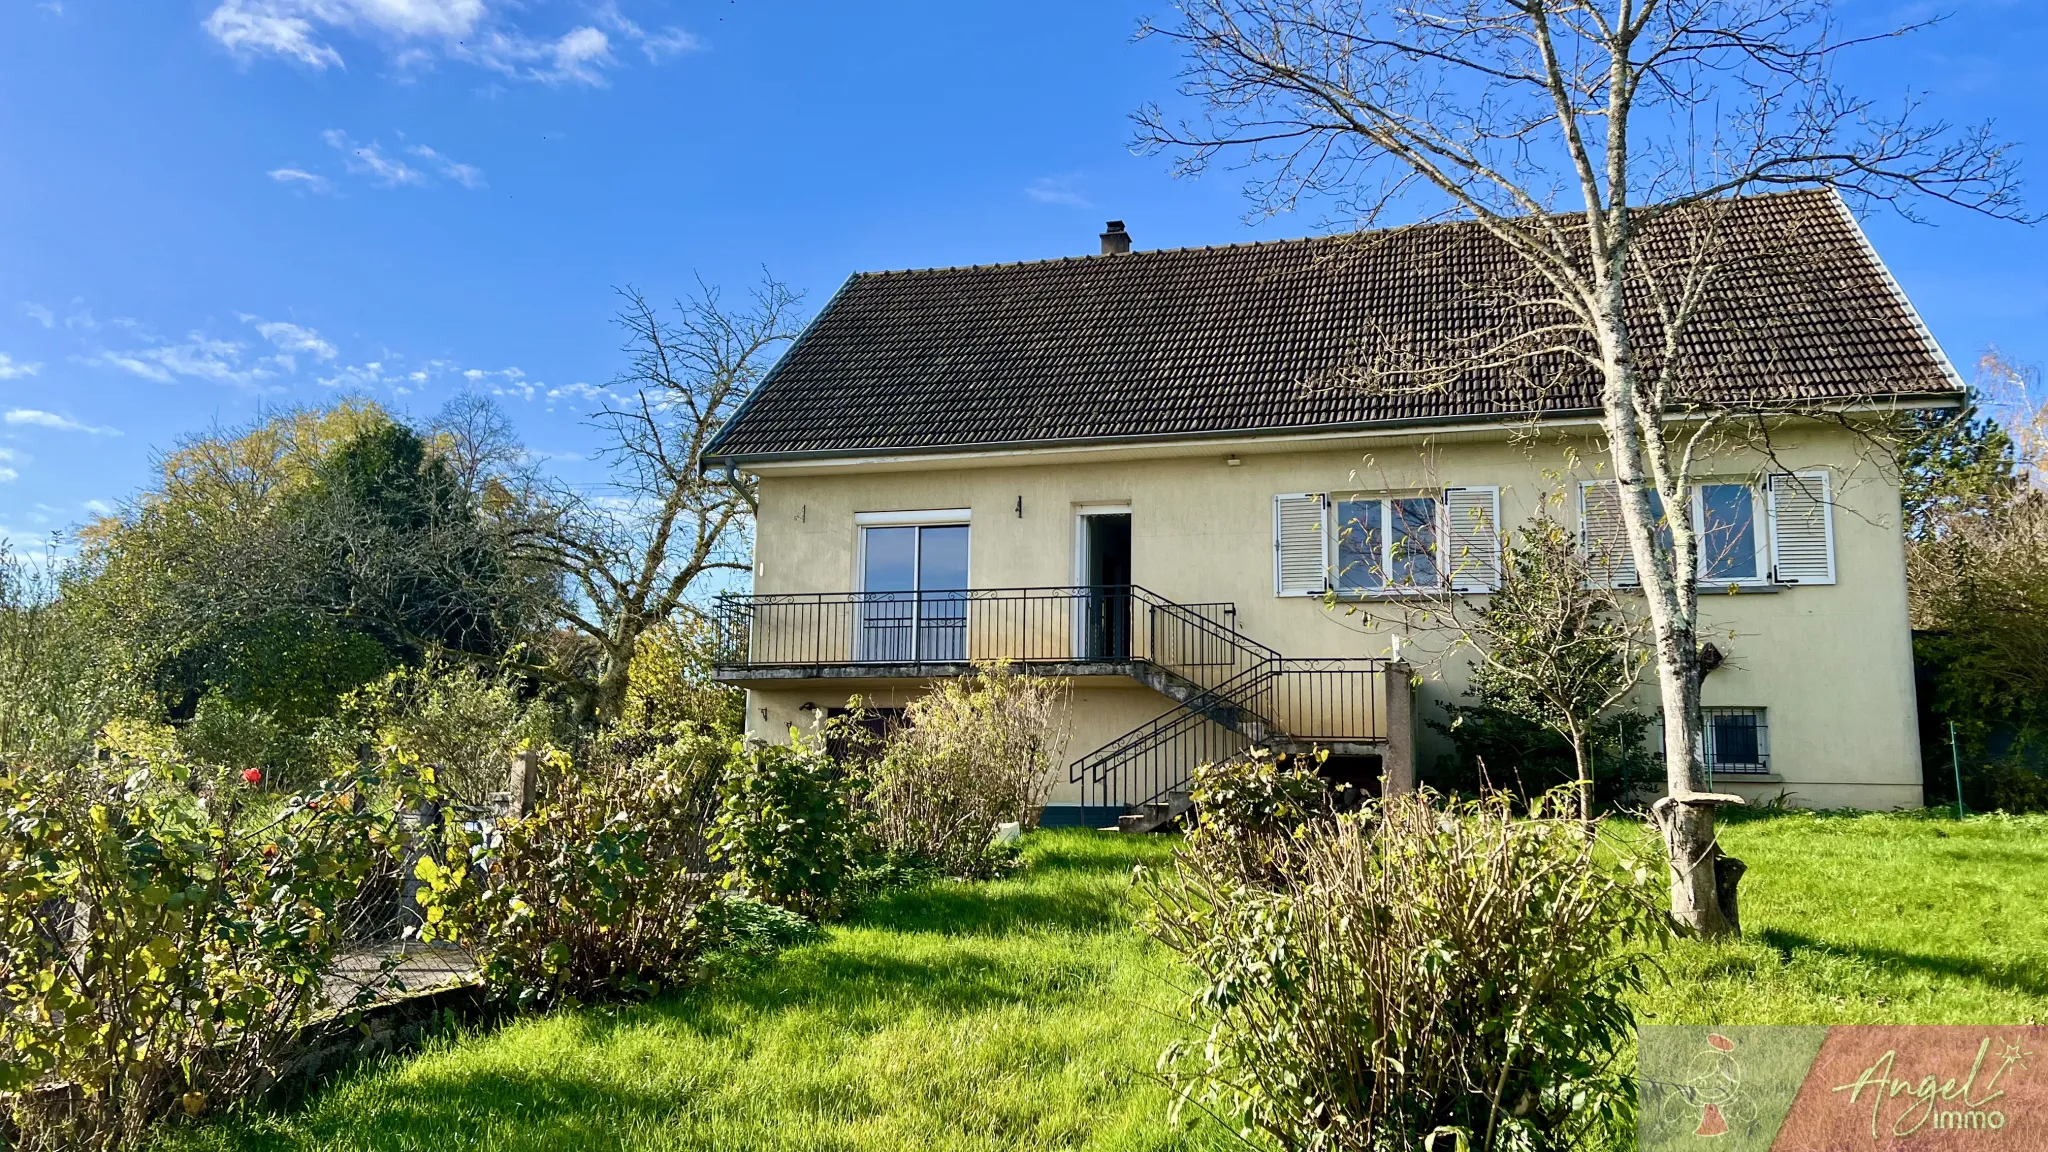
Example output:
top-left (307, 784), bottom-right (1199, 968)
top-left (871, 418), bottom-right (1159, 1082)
top-left (740, 421), bottom-right (1924, 812)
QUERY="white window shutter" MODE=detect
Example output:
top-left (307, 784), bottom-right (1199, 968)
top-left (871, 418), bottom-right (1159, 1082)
top-left (1443, 486), bottom-right (1502, 592)
top-left (1768, 471), bottom-right (1835, 585)
top-left (1579, 480), bottom-right (1638, 587)
top-left (1274, 493), bottom-right (1328, 596)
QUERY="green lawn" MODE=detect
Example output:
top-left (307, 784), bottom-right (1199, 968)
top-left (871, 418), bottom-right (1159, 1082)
top-left (1634, 808), bottom-right (2048, 1026)
top-left (160, 812), bottom-right (2048, 1151)
top-left (160, 831), bottom-right (1235, 1152)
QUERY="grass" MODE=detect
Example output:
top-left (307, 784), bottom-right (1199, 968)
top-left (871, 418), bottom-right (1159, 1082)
top-left (157, 811), bottom-right (2048, 1151)
top-left (157, 830), bottom-right (1235, 1152)
top-left (1634, 807), bottom-right (2048, 1025)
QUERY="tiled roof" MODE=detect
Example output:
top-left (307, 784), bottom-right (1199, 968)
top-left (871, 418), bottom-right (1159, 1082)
top-left (705, 189), bottom-right (1959, 463)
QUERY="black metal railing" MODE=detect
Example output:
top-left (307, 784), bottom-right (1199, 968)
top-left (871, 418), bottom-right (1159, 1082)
top-left (711, 586), bottom-right (1241, 675)
top-left (1270, 659), bottom-right (1387, 743)
top-left (1070, 664), bottom-right (1277, 811)
top-left (1069, 658), bottom-right (1389, 812)
top-left (714, 586), bottom-right (1388, 819)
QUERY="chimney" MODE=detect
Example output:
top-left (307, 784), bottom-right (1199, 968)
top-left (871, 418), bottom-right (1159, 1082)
top-left (1099, 220), bottom-right (1132, 255)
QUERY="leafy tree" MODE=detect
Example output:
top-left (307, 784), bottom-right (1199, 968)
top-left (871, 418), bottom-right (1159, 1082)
top-left (296, 420), bottom-right (533, 661)
top-left (72, 400), bottom-right (549, 758)
top-left (1460, 512), bottom-right (1647, 826)
top-left (1898, 392), bottom-right (2018, 542)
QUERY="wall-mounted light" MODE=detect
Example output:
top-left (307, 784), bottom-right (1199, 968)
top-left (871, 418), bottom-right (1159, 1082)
top-left (1015, 495), bottom-right (1024, 518)
top-left (1226, 454), bottom-right (1242, 467)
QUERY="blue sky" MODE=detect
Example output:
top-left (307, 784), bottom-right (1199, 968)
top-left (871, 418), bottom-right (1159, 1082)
top-left (1, 1), bottom-right (2044, 548)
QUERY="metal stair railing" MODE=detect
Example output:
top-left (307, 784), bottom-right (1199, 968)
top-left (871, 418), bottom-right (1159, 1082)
top-left (1068, 661), bottom-right (1282, 813)
top-left (1068, 591), bottom-right (1290, 814)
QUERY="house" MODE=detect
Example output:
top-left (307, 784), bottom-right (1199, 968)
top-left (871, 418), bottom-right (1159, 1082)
top-left (702, 190), bottom-right (1960, 826)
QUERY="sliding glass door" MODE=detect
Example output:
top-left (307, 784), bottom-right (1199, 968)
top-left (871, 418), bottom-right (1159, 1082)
top-left (858, 524), bottom-right (969, 662)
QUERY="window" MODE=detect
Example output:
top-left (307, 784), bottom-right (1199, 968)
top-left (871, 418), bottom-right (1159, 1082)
top-left (1696, 484), bottom-right (1766, 583)
top-left (1703, 707), bottom-right (1770, 775)
top-left (1580, 473), bottom-right (1835, 588)
top-left (858, 521), bottom-right (969, 661)
top-left (1274, 488), bottom-right (1500, 596)
top-left (1335, 496), bottom-right (1439, 591)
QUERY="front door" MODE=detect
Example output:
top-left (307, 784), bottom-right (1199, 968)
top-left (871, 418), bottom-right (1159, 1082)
top-left (1080, 512), bottom-right (1132, 662)
top-left (859, 523), bottom-right (969, 662)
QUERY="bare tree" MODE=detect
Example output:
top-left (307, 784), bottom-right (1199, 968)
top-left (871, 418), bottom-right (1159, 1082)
top-left (526, 276), bottom-right (803, 723)
top-left (1138, 0), bottom-right (2025, 934)
top-left (429, 392), bottom-right (541, 504)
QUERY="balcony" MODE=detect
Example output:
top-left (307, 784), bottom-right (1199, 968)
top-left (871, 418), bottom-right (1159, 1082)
top-left (711, 585), bottom-right (1399, 817)
top-left (709, 586), bottom-right (1242, 686)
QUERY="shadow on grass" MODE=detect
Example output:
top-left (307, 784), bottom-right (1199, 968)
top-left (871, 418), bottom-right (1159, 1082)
top-left (1761, 928), bottom-right (2048, 1000)
top-left (215, 1063), bottom-right (699, 1152)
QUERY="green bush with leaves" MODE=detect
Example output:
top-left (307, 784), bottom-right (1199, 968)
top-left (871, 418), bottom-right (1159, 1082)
top-left (0, 748), bottom-right (421, 1151)
top-left (1429, 703), bottom-right (1660, 811)
top-left (354, 661), bottom-right (562, 802)
top-left (866, 665), bottom-right (1069, 878)
top-left (1147, 788), bottom-right (1665, 1152)
top-left (413, 734), bottom-right (728, 1008)
top-left (1180, 749), bottom-right (1335, 884)
top-left (710, 736), bottom-right (863, 920)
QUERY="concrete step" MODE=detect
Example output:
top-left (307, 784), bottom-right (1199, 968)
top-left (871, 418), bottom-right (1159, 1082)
top-left (1117, 790), bottom-right (1193, 834)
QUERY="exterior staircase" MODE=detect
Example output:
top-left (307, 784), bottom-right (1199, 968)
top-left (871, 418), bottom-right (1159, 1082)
top-left (1066, 592), bottom-right (1388, 832)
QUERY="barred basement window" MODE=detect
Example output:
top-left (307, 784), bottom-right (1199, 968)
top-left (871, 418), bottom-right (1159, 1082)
top-left (1704, 708), bottom-right (1770, 775)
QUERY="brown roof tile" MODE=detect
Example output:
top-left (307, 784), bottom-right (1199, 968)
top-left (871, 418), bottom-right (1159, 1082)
top-left (705, 189), bottom-right (1959, 463)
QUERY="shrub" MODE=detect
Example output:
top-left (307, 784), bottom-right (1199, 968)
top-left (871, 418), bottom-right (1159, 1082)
top-left (0, 752), bottom-right (419, 1151)
top-left (1181, 749), bottom-right (1335, 883)
top-left (866, 665), bottom-right (1069, 878)
top-left (1147, 788), bottom-right (1665, 1152)
top-left (698, 893), bottom-right (821, 962)
top-left (413, 734), bottom-right (728, 1008)
top-left (354, 662), bottom-right (562, 802)
top-left (710, 737), bottom-right (863, 920)
top-left (617, 618), bottom-right (744, 742)
top-left (1429, 703), bottom-right (1659, 811)
top-left (176, 691), bottom-right (291, 780)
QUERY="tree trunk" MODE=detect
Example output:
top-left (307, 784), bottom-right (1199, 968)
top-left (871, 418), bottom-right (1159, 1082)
top-left (1594, 288), bottom-right (1738, 938)
top-left (590, 624), bottom-right (638, 726)
top-left (1569, 728), bottom-right (1594, 831)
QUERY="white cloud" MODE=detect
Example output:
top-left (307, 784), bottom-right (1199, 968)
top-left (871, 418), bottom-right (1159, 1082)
top-left (250, 318), bottom-right (338, 361)
top-left (4, 410), bottom-right (120, 436)
top-left (308, 131), bottom-right (480, 190)
top-left (1025, 175), bottom-right (1094, 209)
top-left (268, 167), bottom-right (335, 194)
top-left (0, 448), bottom-right (25, 484)
top-left (593, 3), bottom-right (698, 61)
top-left (205, 2), bottom-right (345, 69)
top-left (83, 499), bottom-right (116, 517)
top-left (323, 130), bottom-right (425, 187)
top-left (22, 303), bottom-right (54, 329)
top-left (202, 1), bottom-right (690, 85)
top-left (89, 314), bottom-right (330, 388)
top-left (101, 335), bottom-right (265, 385)
top-left (407, 145), bottom-right (484, 189)
top-left (0, 353), bottom-right (40, 380)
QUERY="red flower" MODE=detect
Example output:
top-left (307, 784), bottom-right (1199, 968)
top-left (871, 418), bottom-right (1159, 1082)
top-left (1708, 1034), bottom-right (1735, 1052)
top-left (241, 768), bottom-right (263, 785)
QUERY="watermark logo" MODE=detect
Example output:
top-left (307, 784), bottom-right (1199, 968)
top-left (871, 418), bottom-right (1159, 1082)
top-left (1639, 1026), bottom-right (2044, 1151)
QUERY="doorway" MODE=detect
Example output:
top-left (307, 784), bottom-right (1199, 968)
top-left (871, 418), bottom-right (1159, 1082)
top-left (1078, 510), bottom-right (1132, 662)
